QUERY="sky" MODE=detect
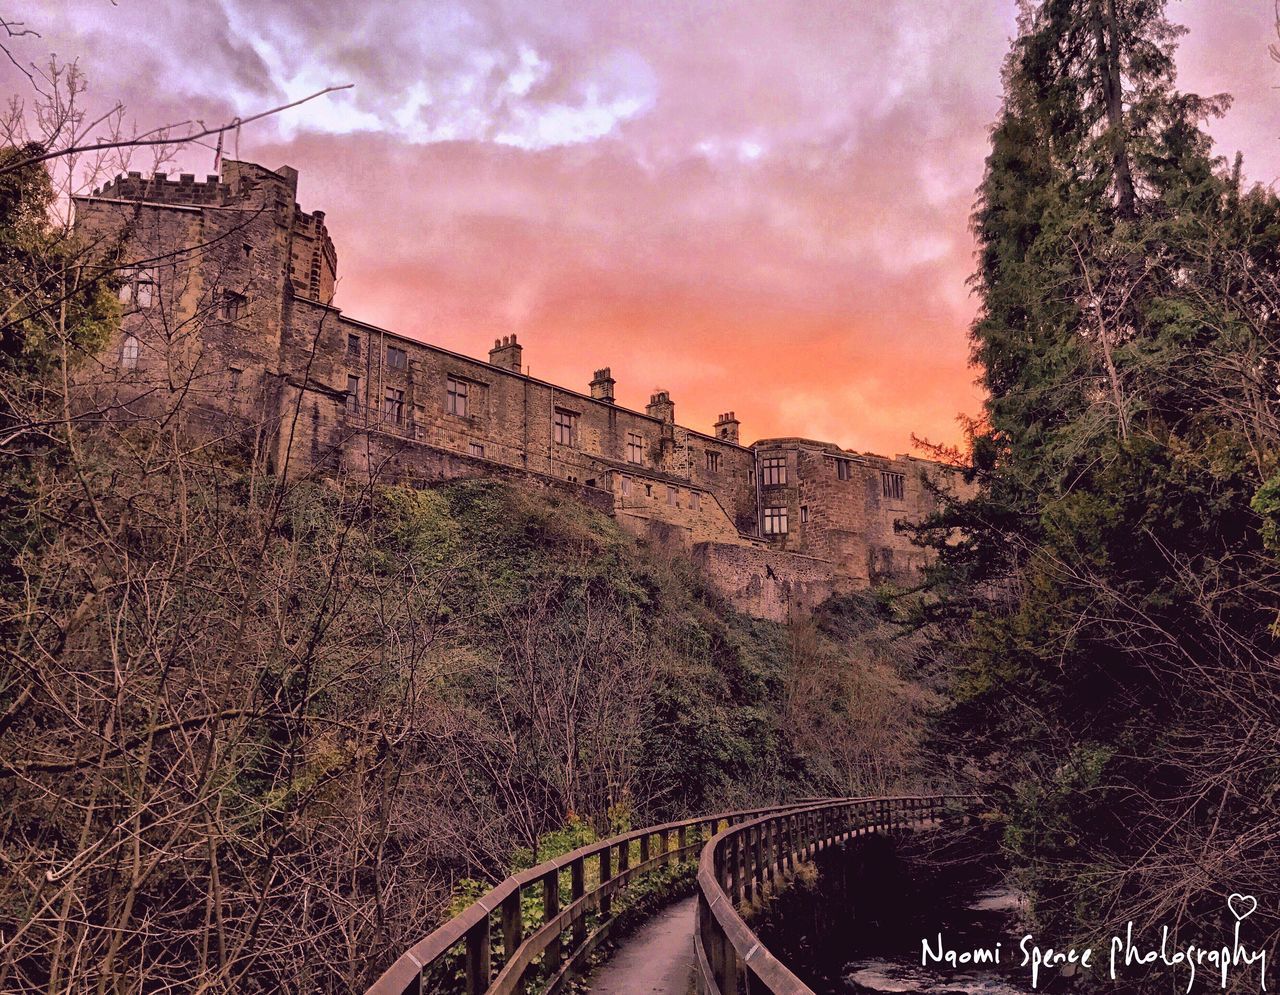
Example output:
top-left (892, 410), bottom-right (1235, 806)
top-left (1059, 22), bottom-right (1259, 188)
top-left (9, 1), bottom-right (1280, 454)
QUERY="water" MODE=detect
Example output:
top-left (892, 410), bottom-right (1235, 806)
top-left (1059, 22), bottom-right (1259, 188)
top-left (843, 886), bottom-right (1033, 995)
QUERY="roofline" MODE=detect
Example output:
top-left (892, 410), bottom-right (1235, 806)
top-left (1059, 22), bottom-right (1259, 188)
top-left (303, 302), bottom-right (754, 453)
top-left (752, 436), bottom-right (956, 471)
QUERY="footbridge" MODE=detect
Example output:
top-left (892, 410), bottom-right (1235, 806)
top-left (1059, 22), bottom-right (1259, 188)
top-left (367, 794), bottom-right (980, 995)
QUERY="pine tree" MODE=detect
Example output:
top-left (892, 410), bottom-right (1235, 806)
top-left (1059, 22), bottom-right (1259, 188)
top-left (916, 0), bottom-right (1280, 945)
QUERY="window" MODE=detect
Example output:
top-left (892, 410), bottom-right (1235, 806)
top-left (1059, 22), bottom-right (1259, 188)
top-left (626, 432), bottom-right (644, 464)
top-left (447, 376), bottom-right (469, 417)
top-left (667, 485), bottom-right (677, 506)
top-left (384, 388), bottom-right (405, 425)
top-left (135, 273), bottom-right (156, 308)
top-left (763, 506), bottom-right (788, 535)
top-left (346, 334), bottom-right (360, 358)
top-left (386, 345), bottom-right (407, 371)
top-left (762, 455), bottom-right (787, 486)
top-left (881, 471), bottom-right (905, 501)
top-left (801, 505), bottom-right (809, 524)
top-left (468, 442), bottom-right (485, 458)
top-left (220, 291), bottom-right (245, 321)
top-left (119, 269), bottom-right (156, 308)
top-left (691, 492), bottom-right (701, 511)
top-left (621, 476), bottom-right (632, 497)
top-left (706, 451), bottom-right (721, 473)
top-left (120, 334), bottom-right (139, 370)
top-left (553, 408), bottom-right (578, 446)
top-left (346, 375), bottom-right (360, 412)
top-left (229, 367), bottom-right (242, 390)
top-left (834, 458), bottom-right (852, 481)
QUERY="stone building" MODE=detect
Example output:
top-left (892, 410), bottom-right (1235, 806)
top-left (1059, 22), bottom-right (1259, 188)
top-left (72, 160), bottom-right (969, 621)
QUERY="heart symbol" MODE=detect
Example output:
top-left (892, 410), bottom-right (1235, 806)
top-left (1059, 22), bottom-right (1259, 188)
top-left (1229, 894), bottom-right (1257, 921)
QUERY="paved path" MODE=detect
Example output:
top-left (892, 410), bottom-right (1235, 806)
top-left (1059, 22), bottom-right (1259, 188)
top-left (584, 895), bottom-right (697, 994)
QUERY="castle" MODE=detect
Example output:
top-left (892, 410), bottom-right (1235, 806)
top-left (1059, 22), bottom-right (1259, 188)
top-left (72, 160), bottom-right (965, 620)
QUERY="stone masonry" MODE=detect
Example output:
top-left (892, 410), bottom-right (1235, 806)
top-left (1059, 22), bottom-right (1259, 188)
top-left (72, 160), bottom-right (970, 621)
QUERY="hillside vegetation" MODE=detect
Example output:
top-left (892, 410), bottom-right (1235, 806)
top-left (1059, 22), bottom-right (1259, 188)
top-left (0, 270), bottom-right (939, 993)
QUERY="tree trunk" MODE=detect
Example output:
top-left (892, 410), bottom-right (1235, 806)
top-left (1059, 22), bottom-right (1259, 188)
top-left (1094, 0), bottom-right (1137, 216)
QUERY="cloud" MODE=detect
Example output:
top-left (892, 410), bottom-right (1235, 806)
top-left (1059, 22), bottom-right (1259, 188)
top-left (7, 1), bottom-right (1276, 454)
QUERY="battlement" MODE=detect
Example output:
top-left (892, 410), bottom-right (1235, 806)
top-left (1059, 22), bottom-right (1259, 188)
top-left (81, 160), bottom-right (339, 306)
top-left (93, 170), bottom-right (230, 205)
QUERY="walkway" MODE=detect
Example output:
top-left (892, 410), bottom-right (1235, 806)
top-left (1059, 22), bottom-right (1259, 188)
top-left (585, 895), bottom-right (697, 994)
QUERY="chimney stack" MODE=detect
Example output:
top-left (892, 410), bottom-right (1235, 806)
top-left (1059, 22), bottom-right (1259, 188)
top-left (714, 411), bottom-right (740, 444)
top-left (646, 390), bottom-right (675, 424)
top-left (589, 367), bottom-right (616, 403)
top-left (489, 334), bottom-right (523, 373)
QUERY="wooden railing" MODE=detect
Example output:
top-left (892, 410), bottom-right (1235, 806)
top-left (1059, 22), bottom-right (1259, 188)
top-left (693, 794), bottom-right (983, 995)
top-left (366, 800), bottom-right (835, 995)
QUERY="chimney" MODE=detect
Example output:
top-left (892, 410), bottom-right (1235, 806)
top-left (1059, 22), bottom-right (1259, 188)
top-left (589, 367), bottom-right (615, 403)
top-left (489, 334), bottom-right (523, 373)
top-left (714, 411), bottom-right (740, 444)
top-left (646, 390), bottom-right (675, 424)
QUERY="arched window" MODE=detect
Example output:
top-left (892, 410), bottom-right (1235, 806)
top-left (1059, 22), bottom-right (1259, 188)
top-left (121, 334), bottom-right (139, 370)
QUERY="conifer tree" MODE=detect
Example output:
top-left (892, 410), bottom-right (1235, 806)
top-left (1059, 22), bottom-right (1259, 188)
top-left (917, 0), bottom-right (1280, 944)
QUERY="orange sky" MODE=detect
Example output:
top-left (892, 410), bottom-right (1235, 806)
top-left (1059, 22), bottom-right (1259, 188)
top-left (14, 1), bottom-right (1280, 454)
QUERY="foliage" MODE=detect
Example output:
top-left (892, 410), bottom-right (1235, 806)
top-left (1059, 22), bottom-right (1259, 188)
top-left (1, 418), bottom-right (937, 994)
top-left (0, 143), bottom-right (117, 599)
top-left (911, 0), bottom-right (1280, 958)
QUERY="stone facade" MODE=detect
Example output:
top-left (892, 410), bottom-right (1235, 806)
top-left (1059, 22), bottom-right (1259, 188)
top-left (72, 160), bottom-right (969, 621)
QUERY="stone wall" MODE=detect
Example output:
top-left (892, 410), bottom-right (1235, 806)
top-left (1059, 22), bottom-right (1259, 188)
top-left (72, 157), bottom-right (972, 621)
top-left (278, 296), bottom-right (758, 532)
top-left (691, 542), bottom-right (835, 623)
top-left (752, 438), bottom-right (968, 585)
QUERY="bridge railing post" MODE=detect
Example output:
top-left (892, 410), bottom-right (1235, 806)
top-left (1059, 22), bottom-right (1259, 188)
top-left (640, 831), bottom-right (650, 867)
top-left (721, 933), bottom-right (740, 995)
top-left (571, 856), bottom-right (585, 952)
top-left (618, 835), bottom-right (631, 910)
top-left (500, 888), bottom-right (522, 977)
top-left (730, 833), bottom-right (743, 905)
top-left (753, 823), bottom-right (763, 896)
top-left (599, 844), bottom-right (613, 918)
top-left (543, 867), bottom-right (561, 971)
top-left (465, 914), bottom-right (490, 995)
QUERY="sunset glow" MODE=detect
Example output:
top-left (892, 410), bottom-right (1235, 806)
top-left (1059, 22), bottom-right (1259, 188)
top-left (18, 0), bottom-right (1280, 453)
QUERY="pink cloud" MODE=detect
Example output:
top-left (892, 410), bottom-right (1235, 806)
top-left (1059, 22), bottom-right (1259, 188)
top-left (8, 1), bottom-right (1277, 453)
